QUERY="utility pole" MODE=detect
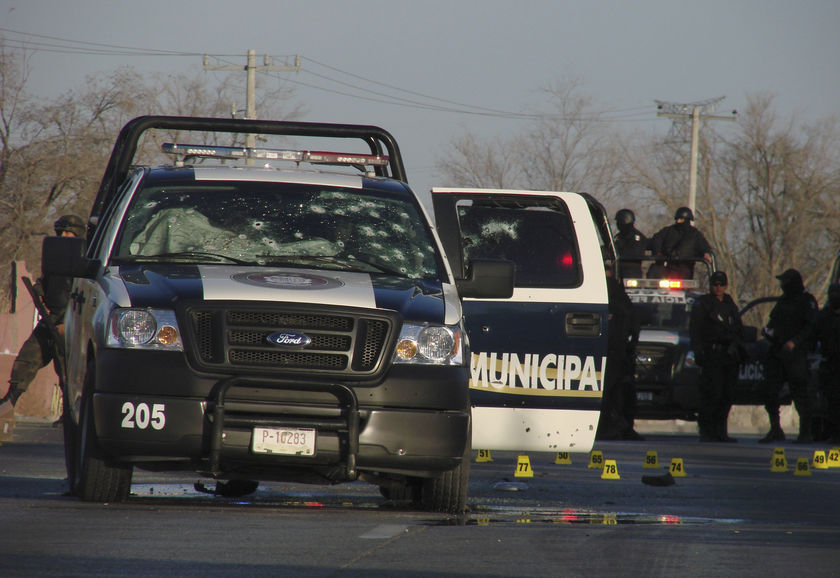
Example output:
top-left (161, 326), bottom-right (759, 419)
top-left (656, 97), bottom-right (736, 215)
top-left (203, 50), bottom-right (301, 159)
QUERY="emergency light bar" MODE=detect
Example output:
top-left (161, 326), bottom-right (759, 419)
top-left (161, 143), bottom-right (389, 167)
top-left (624, 278), bottom-right (699, 290)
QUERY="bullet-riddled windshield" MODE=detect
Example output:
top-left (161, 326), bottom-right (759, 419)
top-left (112, 180), bottom-right (444, 280)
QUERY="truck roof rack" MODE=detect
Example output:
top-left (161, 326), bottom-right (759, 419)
top-left (91, 116), bottom-right (407, 228)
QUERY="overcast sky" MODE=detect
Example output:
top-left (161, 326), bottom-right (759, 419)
top-left (3, 0), bottom-right (839, 198)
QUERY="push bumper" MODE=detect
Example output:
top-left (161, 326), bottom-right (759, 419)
top-left (92, 384), bottom-right (469, 479)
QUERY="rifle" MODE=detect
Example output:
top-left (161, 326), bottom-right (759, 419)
top-left (22, 276), bottom-right (66, 386)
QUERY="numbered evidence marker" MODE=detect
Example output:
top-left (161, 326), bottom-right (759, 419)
top-left (812, 450), bottom-right (829, 470)
top-left (515, 454), bottom-right (534, 478)
top-left (601, 459), bottom-right (620, 480)
top-left (770, 447), bottom-right (788, 472)
top-left (828, 447), bottom-right (840, 468)
top-left (476, 449), bottom-right (493, 463)
top-left (794, 457), bottom-right (812, 476)
top-left (554, 451), bottom-right (572, 465)
top-left (588, 450), bottom-right (604, 469)
top-left (643, 450), bottom-right (660, 469)
top-left (669, 457), bottom-right (687, 477)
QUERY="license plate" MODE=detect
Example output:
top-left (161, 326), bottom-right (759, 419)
top-left (252, 427), bottom-right (316, 456)
top-left (636, 391), bottom-right (653, 401)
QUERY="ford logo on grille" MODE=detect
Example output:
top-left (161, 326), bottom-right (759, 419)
top-left (266, 331), bottom-right (312, 348)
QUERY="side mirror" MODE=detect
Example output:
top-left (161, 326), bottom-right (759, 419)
top-left (42, 236), bottom-right (99, 279)
top-left (455, 258), bottom-right (514, 299)
top-left (742, 325), bottom-right (758, 343)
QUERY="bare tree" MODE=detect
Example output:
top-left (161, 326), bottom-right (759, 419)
top-left (436, 79), bottom-right (626, 208)
top-left (519, 80), bottom-right (624, 202)
top-left (625, 93), bottom-right (840, 318)
top-left (435, 131), bottom-right (522, 188)
top-left (720, 94), bottom-right (840, 305)
top-left (0, 42), bottom-right (302, 308)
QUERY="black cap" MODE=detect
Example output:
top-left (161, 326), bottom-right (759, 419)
top-left (54, 214), bottom-right (85, 237)
top-left (775, 268), bottom-right (802, 284)
top-left (710, 271), bottom-right (728, 286)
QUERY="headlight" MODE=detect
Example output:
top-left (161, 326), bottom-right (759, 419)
top-left (393, 323), bottom-right (464, 365)
top-left (684, 350), bottom-right (696, 367)
top-left (107, 308), bottom-right (183, 351)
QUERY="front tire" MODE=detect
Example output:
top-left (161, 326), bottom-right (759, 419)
top-left (71, 362), bottom-right (132, 502)
top-left (418, 429), bottom-right (471, 514)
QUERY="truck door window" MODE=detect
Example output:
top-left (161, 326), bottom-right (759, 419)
top-left (455, 200), bottom-right (581, 288)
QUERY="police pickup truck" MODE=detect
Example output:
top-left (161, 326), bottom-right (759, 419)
top-left (42, 116), bottom-right (514, 513)
top-left (625, 258), bottom-right (771, 421)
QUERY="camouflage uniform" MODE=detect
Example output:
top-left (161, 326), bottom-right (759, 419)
top-left (0, 215), bottom-right (85, 421)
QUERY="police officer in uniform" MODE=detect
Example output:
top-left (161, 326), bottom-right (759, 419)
top-left (811, 283), bottom-right (840, 444)
top-left (690, 271), bottom-right (743, 442)
top-left (0, 215), bottom-right (85, 427)
top-left (648, 207), bottom-right (713, 279)
top-left (759, 268), bottom-right (818, 444)
top-left (597, 260), bottom-right (643, 441)
top-left (613, 209), bottom-right (648, 279)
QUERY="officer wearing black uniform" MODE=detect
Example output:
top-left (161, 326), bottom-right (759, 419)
top-left (689, 271), bottom-right (743, 442)
top-left (0, 215), bottom-right (85, 426)
top-left (811, 283), bottom-right (840, 444)
top-left (759, 268), bottom-right (818, 444)
top-left (648, 207), bottom-right (713, 279)
top-left (596, 261), bottom-right (643, 441)
top-left (613, 209), bottom-right (648, 279)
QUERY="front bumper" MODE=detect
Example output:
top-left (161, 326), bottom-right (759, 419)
top-left (93, 388), bottom-right (470, 481)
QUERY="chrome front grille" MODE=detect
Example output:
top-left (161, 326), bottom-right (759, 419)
top-left (186, 304), bottom-right (394, 378)
top-left (634, 345), bottom-right (674, 383)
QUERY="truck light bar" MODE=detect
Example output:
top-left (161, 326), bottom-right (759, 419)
top-left (161, 143), bottom-right (389, 167)
top-left (624, 278), bottom-right (699, 290)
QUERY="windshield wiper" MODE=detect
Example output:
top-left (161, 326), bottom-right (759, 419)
top-left (256, 255), bottom-right (410, 277)
top-left (114, 252), bottom-right (251, 265)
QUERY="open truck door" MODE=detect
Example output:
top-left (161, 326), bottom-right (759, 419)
top-left (432, 188), bottom-right (612, 453)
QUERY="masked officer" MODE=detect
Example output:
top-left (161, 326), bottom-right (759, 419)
top-left (613, 209), bottom-right (648, 279)
top-left (690, 271), bottom-right (744, 442)
top-left (648, 207), bottom-right (713, 279)
top-left (811, 283), bottom-right (840, 444)
top-left (0, 215), bottom-right (85, 427)
top-left (759, 268), bottom-right (818, 444)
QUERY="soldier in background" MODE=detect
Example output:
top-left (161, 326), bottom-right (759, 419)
top-left (811, 283), bottom-right (840, 444)
top-left (759, 268), bottom-right (818, 444)
top-left (613, 209), bottom-right (648, 279)
top-left (648, 207), bottom-right (713, 279)
top-left (0, 215), bottom-right (85, 429)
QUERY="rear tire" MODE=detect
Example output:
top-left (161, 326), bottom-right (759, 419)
top-left (72, 362), bottom-right (132, 502)
top-left (379, 481), bottom-right (419, 503)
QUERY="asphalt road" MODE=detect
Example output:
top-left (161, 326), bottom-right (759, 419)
top-left (1, 422), bottom-right (839, 577)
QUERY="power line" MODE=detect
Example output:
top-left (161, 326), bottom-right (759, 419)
top-left (1, 26), bottom-right (658, 124)
top-left (656, 97), bottom-right (738, 214)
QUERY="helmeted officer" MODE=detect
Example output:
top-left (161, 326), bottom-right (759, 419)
top-left (689, 271), bottom-right (744, 442)
top-left (759, 268), bottom-right (818, 444)
top-left (648, 207), bottom-right (713, 279)
top-left (613, 209), bottom-right (648, 279)
top-left (0, 215), bottom-right (85, 427)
